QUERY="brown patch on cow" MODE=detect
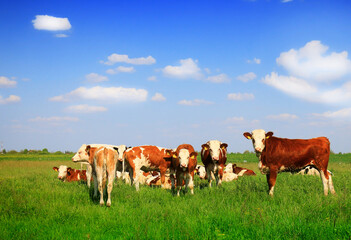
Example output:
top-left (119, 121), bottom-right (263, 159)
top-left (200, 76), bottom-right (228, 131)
top-left (232, 164), bottom-right (256, 176)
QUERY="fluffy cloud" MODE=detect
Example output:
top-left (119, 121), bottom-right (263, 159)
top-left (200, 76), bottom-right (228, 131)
top-left (236, 72), bottom-right (257, 82)
top-left (85, 73), bottom-right (108, 83)
top-left (247, 58), bottom-right (261, 64)
top-left (50, 86), bottom-right (148, 103)
top-left (227, 93), bottom-right (255, 101)
top-left (277, 40), bottom-right (351, 82)
top-left (178, 99), bottom-right (214, 106)
top-left (106, 66), bottom-right (135, 74)
top-left (65, 104), bottom-right (107, 113)
top-left (103, 53), bottom-right (156, 65)
top-left (0, 76), bottom-right (17, 88)
top-left (266, 113), bottom-right (298, 120)
top-left (163, 58), bottom-right (203, 80)
top-left (32, 15), bottom-right (71, 31)
top-left (151, 93), bottom-right (166, 102)
top-left (206, 73), bottom-right (230, 83)
top-left (29, 116), bottom-right (79, 122)
top-left (312, 108), bottom-right (351, 119)
top-left (0, 95), bottom-right (21, 104)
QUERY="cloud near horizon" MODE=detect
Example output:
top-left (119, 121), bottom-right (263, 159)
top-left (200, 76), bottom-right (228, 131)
top-left (0, 76), bottom-right (17, 88)
top-left (65, 104), bottom-right (108, 113)
top-left (178, 99), bottom-right (214, 106)
top-left (0, 95), bottom-right (21, 104)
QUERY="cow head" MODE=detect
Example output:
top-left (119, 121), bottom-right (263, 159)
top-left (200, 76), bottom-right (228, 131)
top-left (53, 165), bottom-right (68, 181)
top-left (243, 129), bottom-right (273, 155)
top-left (113, 145), bottom-right (129, 161)
top-left (202, 140), bottom-right (228, 163)
top-left (72, 144), bottom-right (90, 163)
top-left (195, 165), bottom-right (206, 179)
top-left (173, 149), bottom-right (197, 171)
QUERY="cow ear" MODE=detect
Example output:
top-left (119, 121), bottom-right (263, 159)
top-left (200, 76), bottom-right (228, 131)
top-left (85, 145), bottom-right (91, 155)
top-left (243, 132), bottom-right (252, 140)
top-left (53, 167), bottom-right (58, 172)
top-left (266, 132), bottom-right (274, 139)
top-left (172, 152), bottom-right (178, 159)
top-left (190, 152), bottom-right (198, 159)
top-left (201, 144), bottom-right (209, 150)
top-left (221, 143), bottom-right (228, 149)
top-left (113, 147), bottom-right (119, 153)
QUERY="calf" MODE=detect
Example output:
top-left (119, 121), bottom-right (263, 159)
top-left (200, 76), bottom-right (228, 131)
top-left (296, 166), bottom-right (333, 177)
top-left (53, 165), bottom-right (87, 182)
top-left (169, 144), bottom-right (197, 195)
top-left (201, 140), bottom-right (228, 187)
top-left (243, 129), bottom-right (336, 196)
top-left (226, 163), bottom-right (256, 176)
top-left (85, 145), bottom-right (118, 207)
top-left (123, 145), bottom-right (173, 191)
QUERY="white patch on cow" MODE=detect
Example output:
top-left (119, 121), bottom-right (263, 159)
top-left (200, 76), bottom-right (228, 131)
top-left (77, 172), bottom-right (80, 180)
top-left (258, 161), bottom-right (269, 174)
top-left (237, 169), bottom-right (247, 177)
top-left (207, 140), bottom-right (222, 160)
top-left (179, 149), bottom-right (190, 168)
top-left (57, 165), bottom-right (68, 180)
top-left (225, 163), bottom-right (233, 173)
top-left (320, 170), bottom-right (329, 196)
top-left (250, 129), bottom-right (266, 153)
top-left (279, 165), bottom-right (287, 172)
top-left (196, 165), bottom-right (206, 179)
top-left (223, 172), bottom-right (238, 182)
top-left (269, 186), bottom-right (275, 196)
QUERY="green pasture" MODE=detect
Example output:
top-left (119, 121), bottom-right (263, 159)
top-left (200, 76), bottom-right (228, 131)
top-left (0, 153), bottom-right (350, 239)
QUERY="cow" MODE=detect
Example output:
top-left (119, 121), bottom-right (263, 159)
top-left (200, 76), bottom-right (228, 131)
top-left (145, 172), bottom-right (172, 189)
top-left (296, 166), bottom-right (333, 177)
top-left (53, 165), bottom-right (88, 182)
top-left (201, 140), bottom-right (228, 187)
top-left (243, 129), bottom-right (336, 196)
top-left (72, 144), bottom-right (130, 187)
top-left (225, 163), bottom-right (256, 176)
top-left (168, 144), bottom-right (197, 196)
top-left (195, 165), bottom-right (207, 180)
top-left (85, 145), bottom-right (118, 207)
top-left (123, 145), bottom-right (173, 191)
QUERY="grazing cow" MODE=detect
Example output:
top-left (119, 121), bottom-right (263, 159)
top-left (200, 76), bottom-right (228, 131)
top-left (123, 145), bottom-right (173, 191)
top-left (196, 165), bottom-right (237, 182)
top-left (85, 145), bottom-right (118, 207)
top-left (168, 144), bottom-right (197, 195)
top-left (195, 165), bottom-right (207, 180)
top-left (72, 144), bottom-right (129, 187)
top-left (243, 129), bottom-right (336, 196)
top-left (53, 165), bottom-right (87, 182)
top-left (201, 140), bottom-right (228, 187)
top-left (226, 163), bottom-right (256, 176)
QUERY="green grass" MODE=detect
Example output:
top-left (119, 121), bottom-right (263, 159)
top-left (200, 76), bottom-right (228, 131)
top-left (0, 153), bottom-right (350, 239)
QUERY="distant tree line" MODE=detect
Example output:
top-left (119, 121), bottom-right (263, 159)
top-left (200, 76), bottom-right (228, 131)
top-left (1, 148), bottom-right (74, 155)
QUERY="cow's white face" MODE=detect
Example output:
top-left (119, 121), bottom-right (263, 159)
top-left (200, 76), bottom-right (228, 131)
top-left (208, 140), bottom-right (221, 161)
top-left (243, 129), bottom-right (273, 154)
top-left (72, 144), bottom-right (89, 163)
top-left (179, 149), bottom-right (190, 169)
top-left (196, 165), bottom-right (206, 179)
top-left (57, 165), bottom-right (68, 180)
top-left (116, 145), bottom-right (127, 161)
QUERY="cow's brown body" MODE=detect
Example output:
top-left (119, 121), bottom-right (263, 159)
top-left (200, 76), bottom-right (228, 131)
top-left (232, 164), bottom-right (256, 176)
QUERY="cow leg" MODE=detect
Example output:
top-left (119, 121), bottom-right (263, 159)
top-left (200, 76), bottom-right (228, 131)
top-left (320, 170), bottom-right (330, 196)
top-left (92, 169), bottom-right (98, 199)
top-left (86, 164), bottom-right (92, 188)
top-left (176, 173), bottom-right (183, 196)
top-left (266, 170), bottom-right (277, 196)
top-left (206, 166), bottom-right (213, 187)
top-left (217, 164), bottom-right (224, 186)
top-left (327, 171), bottom-right (336, 195)
top-left (160, 168), bottom-right (167, 189)
top-left (134, 168), bottom-right (141, 191)
top-left (96, 167), bottom-right (104, 206)
top-left (187, 173), bottom-right (194, 194)
top-left (170, 169), bottom-right (175, 190)
top-left (106, 162), bottom-right (117, 207)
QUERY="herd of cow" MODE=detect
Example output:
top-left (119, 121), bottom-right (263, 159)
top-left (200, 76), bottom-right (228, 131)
top-left (53, 129), bottom-right (336, 207)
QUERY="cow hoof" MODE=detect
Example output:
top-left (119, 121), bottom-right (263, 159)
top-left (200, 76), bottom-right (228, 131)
top-left (100, 202), bottom-right (105, 206)
top-left (106, 203), bottom-right (111, 207)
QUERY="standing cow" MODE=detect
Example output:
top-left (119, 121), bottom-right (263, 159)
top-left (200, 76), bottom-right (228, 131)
top-left (169, 144), bottom-right (197, 196)
top-left (201, 140), bottom-right (228, 187)
top-left (123, 145), bottom-right (173, 191)
top-left (243, 129), bottom-right (336, 196)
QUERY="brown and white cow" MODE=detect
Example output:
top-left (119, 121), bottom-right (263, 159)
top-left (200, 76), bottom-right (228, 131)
top-left (201, 140), bottom-right (228, 187)
top-left (85, 145), bottom-right (118, 207)
top-left (225, 163), bottom-right (256, 176)
top-left (123, 145), bottom-right (173, 191)
top-left (168, 144), bottom-right (197, 196)
top-left (53, 165), bottom-right (88, 182)
top-left (243, 129), bottom-right (336, 196)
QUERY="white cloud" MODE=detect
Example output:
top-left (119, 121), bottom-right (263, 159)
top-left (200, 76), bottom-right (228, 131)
top-left (65, 104), bottom-right (107, 113)
top-left (106, 66), bottom-right (135, 74)
top-left (266, 113), bottom-right (298, 120)
top-left (178, 99), bottom-right (214, 106)
top-left (227, 93), bottom-right (255, 101)
top-left (0, 95), bottom-right (21, 104)
top-left (55, 34), bottom-right (68, 38)
top-left (206, 73), bottom-right (230, 83)
top-left (50, 86), bottom-right (148, 103)
top-left (312, 108), bottom-right (351, 119)
top-left (151, 93), bottom-right (166, 102)
top-left (163, 58), bottom-right (203, 80)
top-left (247, 58), bottom-right (261, 64)
top-left (282, 0), bottom-right (293, 3)
top-left (29, 116), bottom-right (79, 122)
top-left (32, 15), bottom-right (71, 31)
top-left (0, 76), bottom-right (17, 88)
top-left (85, 73), bottom-right (108, 83)
top-left (277, 40), bottom-right (351, 82)
top-left (236, 72), bottom-right (257, 82)
top-left (103, 53), bottom-right (156, 65)
top-left (148, 76), bottom-right (157, 81)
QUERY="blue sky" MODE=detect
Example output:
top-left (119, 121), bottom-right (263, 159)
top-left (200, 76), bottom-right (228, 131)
top-left (1, 0), bottom-right (351, 153)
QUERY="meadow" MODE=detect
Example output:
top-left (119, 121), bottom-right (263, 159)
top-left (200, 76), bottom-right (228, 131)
top-left (0, 153), bottom-right (350, 239)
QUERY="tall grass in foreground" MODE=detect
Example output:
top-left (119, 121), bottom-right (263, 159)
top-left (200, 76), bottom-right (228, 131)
top-left (0, 155), bottom-right (350, 239)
